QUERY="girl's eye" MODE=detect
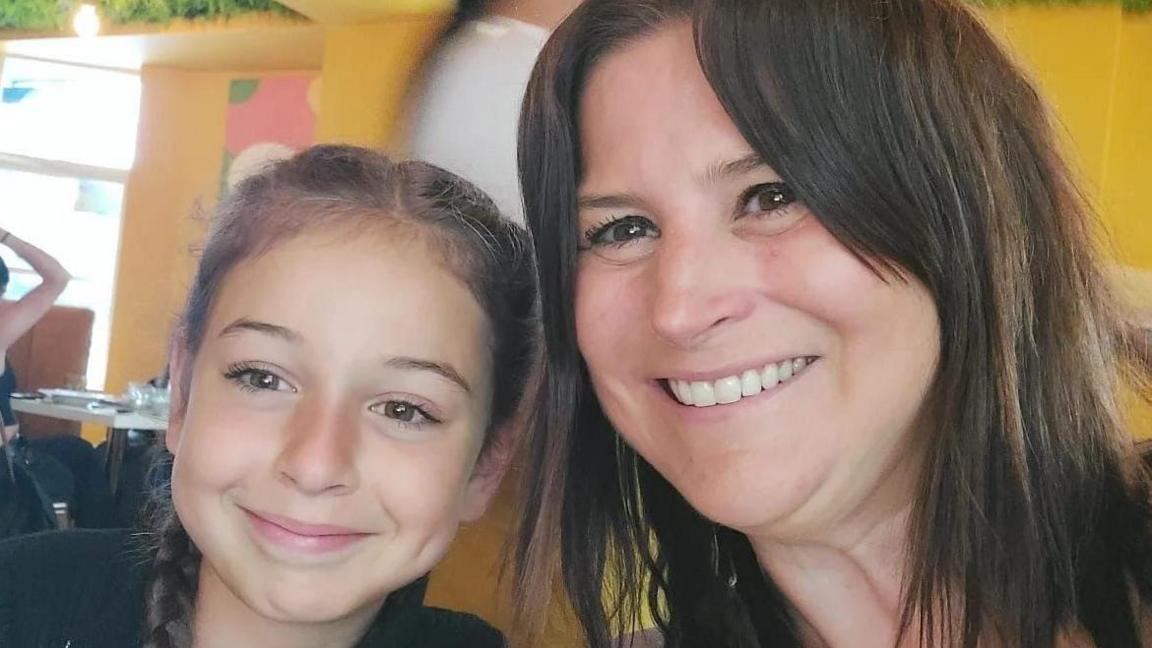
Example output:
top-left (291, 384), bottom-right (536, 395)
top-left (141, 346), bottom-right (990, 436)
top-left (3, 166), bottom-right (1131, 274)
top-left (224, 364), bottom-right (297, 394)
top-left (370, 399), bottom-right (441, 427)
top-left (582, 214), bottom-right (659, 248)
top-left (740, 182), bottom-right (796, 216)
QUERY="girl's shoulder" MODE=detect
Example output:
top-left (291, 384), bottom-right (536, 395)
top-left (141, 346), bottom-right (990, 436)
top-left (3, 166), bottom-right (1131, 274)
top-left (0, 528), bottom-right (150, 648)
top-left (363, 603), bottom-right (506, 648)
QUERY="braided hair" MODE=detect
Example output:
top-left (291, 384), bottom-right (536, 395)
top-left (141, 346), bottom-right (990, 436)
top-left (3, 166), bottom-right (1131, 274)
top-left (140, 145), bottom-right (537, 647)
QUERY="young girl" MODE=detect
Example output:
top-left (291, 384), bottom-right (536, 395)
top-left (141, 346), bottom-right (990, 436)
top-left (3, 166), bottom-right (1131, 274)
top-left (0, 145), bottom-right (536, 648)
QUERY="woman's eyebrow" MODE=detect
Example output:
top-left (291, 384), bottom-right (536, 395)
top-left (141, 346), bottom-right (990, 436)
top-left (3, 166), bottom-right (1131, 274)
top-left (576, 192), bottom-right (647, 211)
top-left (702, 154), bottom-right (767, 184)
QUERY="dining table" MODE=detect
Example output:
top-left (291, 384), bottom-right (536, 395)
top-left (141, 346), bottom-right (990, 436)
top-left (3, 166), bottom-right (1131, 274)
top-left (10, 397), bottom-right (167, 496)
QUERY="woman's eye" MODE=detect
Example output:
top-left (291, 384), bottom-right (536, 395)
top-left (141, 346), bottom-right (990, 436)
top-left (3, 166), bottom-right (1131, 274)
top-left (371, 400), bottom-right (441, 427)
top-left (741, 182), bottom-right (796, 216)
top-left (737, 182), bottom-right (806, 235)
top-left (582, 215), bottom-right (659, 248)
top-left (224, 365), bottom-right (297, 393)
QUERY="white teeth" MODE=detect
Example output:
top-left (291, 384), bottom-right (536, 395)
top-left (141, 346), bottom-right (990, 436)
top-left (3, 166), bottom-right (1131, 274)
top-left (740, 369), bottom-right (762, 397)
top-left (690, 381), bottom-right (716, 407)
top-left (676, 380), bottom-right (694, 405)
top-left (714, 376), bottom-right (743, 404)
top-left (778, 360), bottom-right (793, 381)
top-left (761, 363), bottom-right (780, 389)
top-left (668, 357), bottom-right (814, 408)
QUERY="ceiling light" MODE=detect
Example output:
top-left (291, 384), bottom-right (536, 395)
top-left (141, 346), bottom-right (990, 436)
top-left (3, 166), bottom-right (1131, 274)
top-left (72, 4), bottom-right (101, 38)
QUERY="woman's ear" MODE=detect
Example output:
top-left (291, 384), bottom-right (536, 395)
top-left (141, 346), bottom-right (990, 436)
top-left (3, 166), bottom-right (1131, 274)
top-left (164, 340), bottom-right (191, 457)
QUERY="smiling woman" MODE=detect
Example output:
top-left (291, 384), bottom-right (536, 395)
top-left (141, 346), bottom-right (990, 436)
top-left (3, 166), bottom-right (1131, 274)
top-left (513, 0), bottom-right (1152, 647)
top-left (0, 145), bottom-right (537, 648)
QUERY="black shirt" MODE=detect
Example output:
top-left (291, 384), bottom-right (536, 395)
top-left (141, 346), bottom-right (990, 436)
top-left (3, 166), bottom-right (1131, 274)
top-left (0, 529), bottom-right (505, 648)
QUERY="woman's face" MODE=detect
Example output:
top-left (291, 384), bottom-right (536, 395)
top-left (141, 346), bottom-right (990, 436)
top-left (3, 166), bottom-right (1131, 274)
top-left (574, 25), bottom-right (941, 538)
top-left (167, 227), bottom-right (501, 626)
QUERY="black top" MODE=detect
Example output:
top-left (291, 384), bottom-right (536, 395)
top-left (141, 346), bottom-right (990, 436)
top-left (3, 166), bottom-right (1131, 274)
top-left (0, 529), bottom-right (505, 648)
top-left (0, 361), bottom-right (16, 427)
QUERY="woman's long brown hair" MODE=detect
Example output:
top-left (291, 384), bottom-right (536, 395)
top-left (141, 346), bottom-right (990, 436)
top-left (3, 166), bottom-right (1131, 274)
top-left (512, 0), bottom-right (1152, 646)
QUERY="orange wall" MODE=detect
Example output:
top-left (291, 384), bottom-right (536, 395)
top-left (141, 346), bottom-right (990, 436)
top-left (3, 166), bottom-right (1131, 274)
top-left (104, 67), bottom-right (228, 396)
top-left (1101, 12), bottom-right (1152, 270)
top-left (315, 15), bottom-right (445, 149)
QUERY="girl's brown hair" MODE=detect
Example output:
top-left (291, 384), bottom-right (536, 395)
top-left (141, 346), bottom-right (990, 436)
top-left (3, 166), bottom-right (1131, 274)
top-left (513, 0), bottom-right (1152, 646)
top-left (142, 145), bottom-right (537, 648)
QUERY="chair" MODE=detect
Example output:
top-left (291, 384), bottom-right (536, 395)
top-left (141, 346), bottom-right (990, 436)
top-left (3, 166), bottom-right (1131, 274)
top-left (6, 304), bottom-right (94, 438)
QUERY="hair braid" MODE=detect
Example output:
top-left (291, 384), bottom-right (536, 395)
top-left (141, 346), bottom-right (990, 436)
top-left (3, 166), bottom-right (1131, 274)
top-left (142, 507), bottom-right (201, 648)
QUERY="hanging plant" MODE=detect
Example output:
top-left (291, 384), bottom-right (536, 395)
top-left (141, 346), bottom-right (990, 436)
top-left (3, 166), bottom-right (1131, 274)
top-left (970, 0), bottom-right (1151, 12)
top-left (0, 0), bottom-right (1147, 32)
top-left (0, 0), bottom-right (300, 32)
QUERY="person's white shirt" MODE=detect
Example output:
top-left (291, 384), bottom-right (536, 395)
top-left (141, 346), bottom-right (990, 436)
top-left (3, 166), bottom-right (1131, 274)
top-left (407, 16), bottom-right (550, 225)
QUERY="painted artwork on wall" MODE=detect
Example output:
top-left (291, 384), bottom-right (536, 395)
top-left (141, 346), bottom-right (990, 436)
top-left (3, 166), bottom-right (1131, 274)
top-left (221, 74), bottom-right (320, 193)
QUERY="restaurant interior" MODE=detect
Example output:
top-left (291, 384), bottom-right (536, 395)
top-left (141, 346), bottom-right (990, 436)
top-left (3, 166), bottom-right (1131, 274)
top-left (0, 0), bottom-right (1149, 645)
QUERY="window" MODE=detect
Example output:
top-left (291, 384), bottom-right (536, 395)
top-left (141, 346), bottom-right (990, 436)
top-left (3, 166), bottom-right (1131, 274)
top-left (0, 57), bottom-right (141, 389)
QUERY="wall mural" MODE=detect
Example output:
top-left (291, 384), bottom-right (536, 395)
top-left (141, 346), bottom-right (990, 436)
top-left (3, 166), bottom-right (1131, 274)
top-left (221, 74), bottom-right (319, 194)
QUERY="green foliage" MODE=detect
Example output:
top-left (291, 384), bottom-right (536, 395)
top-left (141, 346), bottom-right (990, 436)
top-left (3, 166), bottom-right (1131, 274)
top-left (970, 0), bottom-right (1150, 11)
top-left (0, 0), bottom-right (299, 32)
top-left (0, 0), bottom-right (1146, 32)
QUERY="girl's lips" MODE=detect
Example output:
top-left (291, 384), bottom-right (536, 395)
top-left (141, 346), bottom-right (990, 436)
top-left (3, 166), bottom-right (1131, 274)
top-left (243, 508), bottom-right (373, 554)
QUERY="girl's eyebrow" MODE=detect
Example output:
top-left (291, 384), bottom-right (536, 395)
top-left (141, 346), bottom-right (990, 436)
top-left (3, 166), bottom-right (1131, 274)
top-left (219, 318), bottom-right (299, 342)
top-left (218, 320), bottom-right (472, 394)
top-left (384, 356), bottom-right (472, 394)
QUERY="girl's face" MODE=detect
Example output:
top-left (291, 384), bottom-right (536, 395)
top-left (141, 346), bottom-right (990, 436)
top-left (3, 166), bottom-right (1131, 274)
top-left (574, 25), bottom-right (941, 539)
top-left (166, 227), bottom-right (502, 626)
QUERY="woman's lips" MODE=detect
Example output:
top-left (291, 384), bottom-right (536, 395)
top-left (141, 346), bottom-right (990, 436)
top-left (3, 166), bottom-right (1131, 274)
top-left (243, 508), bottom-right (373, 554)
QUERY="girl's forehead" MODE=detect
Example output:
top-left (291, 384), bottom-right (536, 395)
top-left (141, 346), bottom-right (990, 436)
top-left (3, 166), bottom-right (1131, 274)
top-left (207, 231), bottom-right (493, 383)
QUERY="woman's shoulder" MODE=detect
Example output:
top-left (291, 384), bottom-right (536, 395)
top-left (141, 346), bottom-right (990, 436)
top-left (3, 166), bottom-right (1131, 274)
top-left (364, 604), bottom-right (506, 648)
top-left (0, 528), bottom-right (150, 647)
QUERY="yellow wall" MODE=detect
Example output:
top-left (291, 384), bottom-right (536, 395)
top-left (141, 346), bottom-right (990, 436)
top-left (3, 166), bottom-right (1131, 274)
top-left (980, 5), bottom-right (1152, 273)
top-left (1102, 12), bottom-right (1152, 270)
top-left (104, 67), bottom-right (229, 396)
top-left (315, 15), bottom-right (446, 150)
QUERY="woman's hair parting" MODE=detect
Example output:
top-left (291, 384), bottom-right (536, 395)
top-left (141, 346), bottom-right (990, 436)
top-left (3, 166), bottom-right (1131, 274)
top-left (141, 145), bottom-right (538, 648)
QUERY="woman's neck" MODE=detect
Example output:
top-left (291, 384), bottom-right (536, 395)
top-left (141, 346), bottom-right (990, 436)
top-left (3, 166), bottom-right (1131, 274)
top-left (745, 451), bottom-right (922, 648)
top-left (191, 562), bottom-right (382, 648)
top-left (752, 505), bottom-right (912, 648)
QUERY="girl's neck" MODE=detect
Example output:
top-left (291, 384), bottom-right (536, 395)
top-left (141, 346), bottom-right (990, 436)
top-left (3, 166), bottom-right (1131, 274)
top-left (191, 562), bottom-right (383, 648)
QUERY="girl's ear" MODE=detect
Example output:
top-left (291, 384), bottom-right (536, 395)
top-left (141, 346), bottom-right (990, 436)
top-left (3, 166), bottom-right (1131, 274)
top-left (460, 419), bottom-right (518, 523)
top-left (461, 356), bottom-right (542, 522)
top-left (164, 339), bottom-right (191, 457)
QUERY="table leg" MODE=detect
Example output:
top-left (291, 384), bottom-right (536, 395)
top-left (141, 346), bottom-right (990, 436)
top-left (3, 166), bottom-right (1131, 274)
top-left (106, 427), bottom-right (128, 497)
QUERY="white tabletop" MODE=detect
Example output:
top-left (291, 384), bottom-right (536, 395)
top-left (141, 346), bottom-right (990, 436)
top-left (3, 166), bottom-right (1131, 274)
top-left (11, 399), bottom-right (167, 430)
